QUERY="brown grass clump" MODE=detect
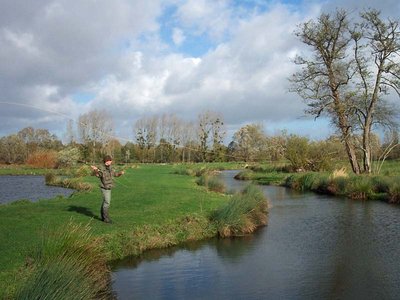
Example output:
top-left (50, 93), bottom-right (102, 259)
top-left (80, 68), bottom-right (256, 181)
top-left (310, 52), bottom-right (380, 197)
top-left (27, 150), bottom-right (58, 168)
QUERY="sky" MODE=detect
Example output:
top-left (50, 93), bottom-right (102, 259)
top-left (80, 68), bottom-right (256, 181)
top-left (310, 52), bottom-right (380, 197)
top-left (1, 0), bottom-right (399, 144)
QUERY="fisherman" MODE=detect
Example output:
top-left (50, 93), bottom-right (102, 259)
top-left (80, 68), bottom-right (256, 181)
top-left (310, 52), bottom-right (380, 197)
top-left (91, 155), bottom-right (124, 224)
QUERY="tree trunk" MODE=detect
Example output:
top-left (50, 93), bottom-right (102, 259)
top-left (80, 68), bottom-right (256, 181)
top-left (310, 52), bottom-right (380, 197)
top-left (344, 137), bottom-right (361, 174)
top-left (362, 125), bottom-right (372, 174)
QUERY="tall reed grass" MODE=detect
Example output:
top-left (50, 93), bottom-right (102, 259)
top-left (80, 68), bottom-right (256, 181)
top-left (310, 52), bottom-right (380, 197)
top-left (14, 222), bottom-right (110, 300)
top-left (196, 175), bottom-right (226, 193)
top-left (210, 185), bottom-right (268, 237)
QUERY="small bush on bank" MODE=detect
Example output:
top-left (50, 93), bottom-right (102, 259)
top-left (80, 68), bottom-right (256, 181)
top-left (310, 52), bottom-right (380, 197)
top-left (14, 222), bottom-right (110, 300)
top-left (210, 185), bottom-right (268, 237)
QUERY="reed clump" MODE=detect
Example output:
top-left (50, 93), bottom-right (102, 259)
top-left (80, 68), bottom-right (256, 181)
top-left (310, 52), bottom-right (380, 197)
top-left (196, 174), bottom-right (226, 193)
top-left (45, 172), bottom-right (93, 191)
top-left (210, 185), bottom-right (268, 238)
top-left (14, 222), bottom-right (110, 300)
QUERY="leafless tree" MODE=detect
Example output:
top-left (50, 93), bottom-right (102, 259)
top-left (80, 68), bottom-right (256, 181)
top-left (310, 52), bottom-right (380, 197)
top-left (290, 8), bottom-right (400, 174)
top-left (78, 109), bottom-right (114, 162)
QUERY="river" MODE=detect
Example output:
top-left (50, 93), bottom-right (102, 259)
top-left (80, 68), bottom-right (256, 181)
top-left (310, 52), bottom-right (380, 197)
top-left (0, 175), bottom-right (74, 204)
top-left (111, 170), bottom-right (400, 300)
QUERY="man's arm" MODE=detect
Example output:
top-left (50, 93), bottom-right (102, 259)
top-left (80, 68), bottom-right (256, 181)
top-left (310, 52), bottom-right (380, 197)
top-left (90, 165), bottom-right (102, 177)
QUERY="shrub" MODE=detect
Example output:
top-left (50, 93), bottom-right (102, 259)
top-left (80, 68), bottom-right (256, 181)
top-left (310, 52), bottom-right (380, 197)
top-left (27, 150), bottom-right (57, 168)
top-left (74, 165), bottom-right (92, 178)
top-left (57, 147), bottom-right (81, 168)
top-left (210, 185), bottom-right (268, 237)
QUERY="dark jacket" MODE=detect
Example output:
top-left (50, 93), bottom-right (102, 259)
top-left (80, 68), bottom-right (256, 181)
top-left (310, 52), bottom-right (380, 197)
top-left (95, 165), bottom-right (122, 189)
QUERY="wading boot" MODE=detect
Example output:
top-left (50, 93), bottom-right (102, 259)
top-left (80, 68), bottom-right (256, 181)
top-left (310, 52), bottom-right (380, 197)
top-left (103, 207), bottom-right (113, 224)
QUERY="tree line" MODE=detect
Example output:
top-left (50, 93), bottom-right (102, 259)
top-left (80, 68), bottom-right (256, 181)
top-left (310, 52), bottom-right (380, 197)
top-left (1, 109), bottom-right (399, 173)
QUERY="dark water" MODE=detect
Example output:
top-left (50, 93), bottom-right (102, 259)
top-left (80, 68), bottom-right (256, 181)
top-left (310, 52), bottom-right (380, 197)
top-left (0, 175), bottom-right (74, 204)
top-left (112, 170), bottom-right (400, 300)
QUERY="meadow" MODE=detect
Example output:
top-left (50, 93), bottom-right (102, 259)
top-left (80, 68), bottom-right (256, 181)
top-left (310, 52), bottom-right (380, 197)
top-left (0, 163), bottom-right (266, 299)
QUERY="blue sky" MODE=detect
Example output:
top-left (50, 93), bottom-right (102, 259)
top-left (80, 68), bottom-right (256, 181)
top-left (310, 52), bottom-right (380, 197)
top-left (0, 0), bottom-right (399, 143)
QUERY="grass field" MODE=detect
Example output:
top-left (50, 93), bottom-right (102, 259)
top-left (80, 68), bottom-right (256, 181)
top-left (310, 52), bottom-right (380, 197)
top-left (0, 164), bottom-right (232, 298)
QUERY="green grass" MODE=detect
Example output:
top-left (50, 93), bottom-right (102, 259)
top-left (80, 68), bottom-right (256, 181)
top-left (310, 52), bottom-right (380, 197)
top-left (0, 164), bottom-right (230, 298)
top-left (210, 185), bottom-right (268, 237)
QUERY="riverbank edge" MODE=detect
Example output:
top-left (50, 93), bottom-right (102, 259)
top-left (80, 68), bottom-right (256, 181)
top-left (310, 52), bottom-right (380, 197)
top-left (234, 169), bottom-right (400, 203)
top-left (5, 168), bottom-right (268, 299)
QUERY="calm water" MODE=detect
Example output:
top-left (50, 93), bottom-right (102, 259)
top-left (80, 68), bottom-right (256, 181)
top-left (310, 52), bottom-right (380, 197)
top-left (112, 170), bottom-right (400, 300)
top-left (0, 175), bottom-right (74, 204)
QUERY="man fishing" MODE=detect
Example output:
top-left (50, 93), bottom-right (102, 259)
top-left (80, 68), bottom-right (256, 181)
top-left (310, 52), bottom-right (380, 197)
top-left (91, 155), bottom-right (124, 224)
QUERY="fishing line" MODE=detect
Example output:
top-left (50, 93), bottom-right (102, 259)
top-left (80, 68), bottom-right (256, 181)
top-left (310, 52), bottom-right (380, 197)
top-left (0, 101), bottom-right (251, 161)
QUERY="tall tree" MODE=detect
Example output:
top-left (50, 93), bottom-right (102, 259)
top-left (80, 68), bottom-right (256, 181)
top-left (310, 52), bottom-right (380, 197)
top-left (290, 9), bottom-right (400, 174)
top-left (197, 111), bottom-right (225, 162)
top-left (78, 110), bottom-right (114, 162)
top-left (232, 123), bottom-right (267, 162)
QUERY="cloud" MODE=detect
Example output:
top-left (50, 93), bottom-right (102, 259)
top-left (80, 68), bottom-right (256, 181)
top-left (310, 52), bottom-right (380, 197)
top-left (91, 4), bottom-right (310, 132)
top-left (1, 0), bottom-right (399, 142)
top-left (172, 27), bottom-right (185, 46)
top-left (0, 0), bottom-right (164, 136)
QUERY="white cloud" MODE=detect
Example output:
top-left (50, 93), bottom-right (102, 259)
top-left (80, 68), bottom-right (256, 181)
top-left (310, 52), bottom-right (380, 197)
top-left (1, 0), bottom-right (399, 141)
top-left (172, 27), bottom-right (185, 46)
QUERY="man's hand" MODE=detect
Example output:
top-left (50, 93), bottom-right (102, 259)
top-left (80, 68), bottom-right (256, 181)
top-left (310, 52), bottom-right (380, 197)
top-left (91, 165), bottom-right (98, 171)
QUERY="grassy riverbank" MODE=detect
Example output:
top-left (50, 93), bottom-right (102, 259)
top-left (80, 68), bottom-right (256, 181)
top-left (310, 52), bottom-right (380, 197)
top-left (235, 161), bottom-right (400, 203)
top-left (0, 163), bottom-right (266, 299)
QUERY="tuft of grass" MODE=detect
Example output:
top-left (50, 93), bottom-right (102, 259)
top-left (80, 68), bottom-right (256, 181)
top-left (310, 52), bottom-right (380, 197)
top-left (196, 175), bottom-right (225, 193)
top-left (14, 222), bottom-right (110, 300)
top-left (210, 185), bottom-right (268, 238)
top-left (330, 167), bottom-right (348, 179)
top-left (346, 176), bottom-right (373, 200)
top-left (388, 181), bottom-right (400, 204)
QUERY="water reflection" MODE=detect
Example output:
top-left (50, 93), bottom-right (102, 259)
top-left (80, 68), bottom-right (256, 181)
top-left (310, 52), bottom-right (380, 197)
top-left (112, 171), bottom-right (400, 300)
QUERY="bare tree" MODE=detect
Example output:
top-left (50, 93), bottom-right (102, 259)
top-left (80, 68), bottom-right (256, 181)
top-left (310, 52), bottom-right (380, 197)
top-left (290, 8), bottom-right (400, 174)
top-left (0, 134), bottom-right (27, 164)
top-left (197, 111), bottom-right (225, 162)
top-left (78, 110), bottom-right (114, 162)
top-left (232, 123), bottom-right (267, 162)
